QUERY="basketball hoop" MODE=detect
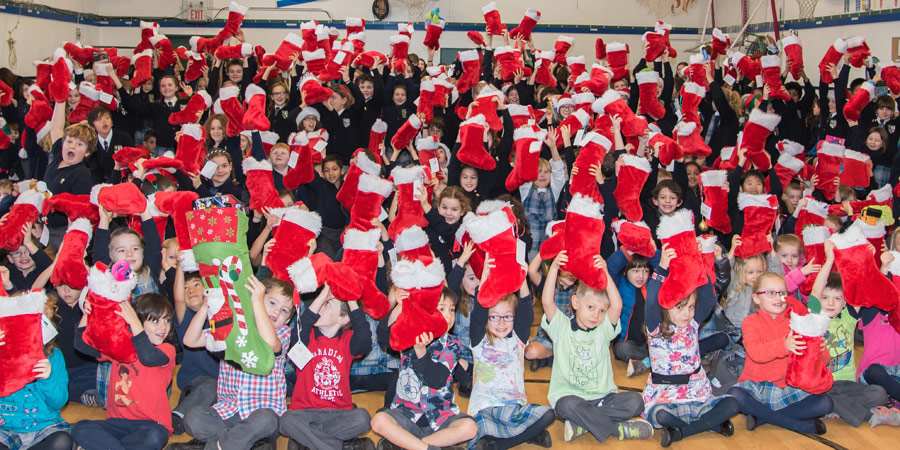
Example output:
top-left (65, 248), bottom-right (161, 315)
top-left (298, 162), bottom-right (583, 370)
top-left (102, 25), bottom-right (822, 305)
top-left (795, 0), bottom-right (819, 20)
top-left (396, 0), bottom-right (430, 21)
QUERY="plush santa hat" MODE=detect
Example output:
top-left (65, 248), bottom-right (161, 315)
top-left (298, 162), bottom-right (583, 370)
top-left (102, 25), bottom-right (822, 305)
top-left (563, 194), bottom-right (607, 290)
top-left (635, 71), bottom-right (665, 120)
top-left (699, 170), bottom-right (731, 234)
top-left (456, 115), bottom-right (495, 171)
top-left (336, 150), bottom-right (382, 212)
top-left (843, 81), bottom-right (874, 123)
top-left (570, 131), bottom-right (612, 202)
top-left (613, 155), bottom-right (651, 222)
top-left (734, 193), bottom-right (779, 258)
top-left (387, 166), bottom-right (429, 238)
top-left (341, 228), bottom-right (389, 319)
top-left (267, 208), bottom-right (321, 283)
top-left (89, 183), bottom-right (147, 216)
top-left (679, 81), bottom-right (705, 125)
top-left (818, 38), bottom-right (848, 84)
top-left (463, 205), bottom-right (526, 307)
top-left (82, 261), bottom-right (139, 363)
top-left (830, 226), bottom-right (899, 330)
top-left (840, 149), bottom-right (872, 188)
top-left (174, 123), bottom-right (206, 176)
top-left (815, 141), bottom-right (844, 201)
top-left (49, 218), bottom-right (92, 290)
top-left (168, 90), bottom-right (211, 126)
top-left (761, 55), bottom-right (790, 101)
top-left (0, 290), bottom-right (49, 397)
top-left (612, 219), bottom-right (655, 257)
top-left (674, 121), bottom-right (711, 158)
top-left (48, 48), bottom-right (74, 104)
top-left (656, 209), bottom-right (706, 308)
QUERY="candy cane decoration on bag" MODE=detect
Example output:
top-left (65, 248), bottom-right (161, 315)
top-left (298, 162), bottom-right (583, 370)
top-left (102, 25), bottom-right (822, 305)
top-left (218, 255), bottom-right (249, 345)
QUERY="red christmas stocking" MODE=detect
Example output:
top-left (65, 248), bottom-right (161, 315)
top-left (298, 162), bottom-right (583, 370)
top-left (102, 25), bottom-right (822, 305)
top-left (563, 194), bottom-right (607, 290)
top-left (734, 193), bottom-right (778, 259)
top-left (611, 219), bottom-right (655, 257)
top-left (800, 226), bottom-right (830, 296)
top-left (700, 170), bottom-right (732, 234)
top-left (830, 227), bottom-right (900, 319)
top-left (815, 142), bottom-right (844, 201)
top-left (83, 261), bottom-right (138, 363)
top-left (457, 115), bottom-right (495, 170)
top-left (0, 291), bottom-right (48, 396)
top-left (614, 155), bottom-right (651, 222)
top-left (786, 312), bottom-right (834, 394)
top-left (349, 173), bottom-right (394, 232)
top-left (656, 210), bottom-right (706, 308)
top-left (463, 205), bottom-right (526, 307)
top-left (242, 158), bottom-right (285, 212)
top-left (840, 149), bottom-right (872, 188)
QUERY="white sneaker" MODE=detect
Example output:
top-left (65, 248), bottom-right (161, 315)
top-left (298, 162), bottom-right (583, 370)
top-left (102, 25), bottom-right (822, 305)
top-left (563, 420), bottom-right (586, 442)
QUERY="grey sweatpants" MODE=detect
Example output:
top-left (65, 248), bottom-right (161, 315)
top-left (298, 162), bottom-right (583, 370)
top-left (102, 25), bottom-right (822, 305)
top-left (827, 380), bottom-right (890, 427)
top-left (554, 391), bottom-right (644, 442)
top-left (184, 407), bottom-right (278, 450)
top-left (174, 376), bottom-right (217, 418)
top-left (279, 408), bottom-right (371, 450)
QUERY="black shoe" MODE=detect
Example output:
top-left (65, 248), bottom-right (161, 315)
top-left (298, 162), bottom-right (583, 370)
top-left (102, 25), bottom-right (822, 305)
top-left (745, 414), bottom-right (758, 431)
top-left (527, 430), bottom-right (552, 448)
top-left (659, 427), bottom-right (682, 448)
top-left (288, 439), bottom-right (309, 450)
top-left (171, 413), bottom-right (185, 435)
top-left (251, 439), bottom-right (274, 450)
top-left (813, 418), bottom-right (827, 435)
top-left (343, 437), bottom-right (375, 450)
top-left (472, 437), bottom-right (497, 450)
top-left (718, 420), bottom-right (735, 437)
top-left (167, 440), bottom-right (204, 450)
top-left (529, 358), bottom-right (542, 372)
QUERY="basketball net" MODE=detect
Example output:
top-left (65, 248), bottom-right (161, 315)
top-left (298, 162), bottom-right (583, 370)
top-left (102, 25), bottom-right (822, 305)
top-left (397, 0), bottom-right (430, 21)
top-left (796, 0), bottom-right (819, 19)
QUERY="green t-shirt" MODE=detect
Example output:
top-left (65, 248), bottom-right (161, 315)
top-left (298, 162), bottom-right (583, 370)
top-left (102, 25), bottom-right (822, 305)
top-left (808, 295), bottom-right (857, 382)
top-left (542, 311), bottom-right (620, 407)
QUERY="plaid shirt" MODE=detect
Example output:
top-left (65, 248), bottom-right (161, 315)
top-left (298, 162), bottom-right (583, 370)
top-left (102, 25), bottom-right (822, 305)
top-left (350, 316), bottom-right (399, 377)
top-left (212, 325), bottom-right (292, 420)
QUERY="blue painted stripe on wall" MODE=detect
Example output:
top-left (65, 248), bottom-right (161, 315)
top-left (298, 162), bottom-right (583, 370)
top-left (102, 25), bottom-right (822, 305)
top-left (276, 0), bottom-right (318, 6)
top-left (2, 1), bottom-right (899, 36)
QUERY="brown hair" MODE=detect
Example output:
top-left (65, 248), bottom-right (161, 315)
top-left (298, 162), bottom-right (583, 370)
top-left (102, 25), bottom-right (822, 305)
top-left (774, 234), bottom-right (802, 252)
top-left (65, 123), bottom-right (98, 152)
top-left (262, 277), bottom-right (295, 299)
top-left (659, 294), bottom-right (696, 340)
top-left (652, 179), bottom-right (683, 202)
top-left (204, 114), bottom-right (228, 139)
top-left (333, 84), bottom-right (355, 109)
top-left (436, 186), bottom-right (471, 216)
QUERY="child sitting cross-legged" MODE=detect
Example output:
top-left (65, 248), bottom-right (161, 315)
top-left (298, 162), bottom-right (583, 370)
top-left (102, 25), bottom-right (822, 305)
top-left (280, 285), bottom-right (374, 450)
top-left (542, 251), bottom-right (653, 443)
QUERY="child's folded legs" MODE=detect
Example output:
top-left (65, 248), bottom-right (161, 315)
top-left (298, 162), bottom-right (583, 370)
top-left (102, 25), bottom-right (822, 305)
top-left (554, 392), bottom-right (645, 442)
top-left (279, 408), bottom-right (371, 450)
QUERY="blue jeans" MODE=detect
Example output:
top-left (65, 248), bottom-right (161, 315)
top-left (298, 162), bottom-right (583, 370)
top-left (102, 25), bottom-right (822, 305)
top-left (71, 418), bottom-right (168, 450)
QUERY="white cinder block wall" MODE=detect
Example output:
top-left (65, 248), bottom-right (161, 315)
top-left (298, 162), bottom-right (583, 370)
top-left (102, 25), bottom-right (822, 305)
top-left (0, 0), bottom-right (897, 82)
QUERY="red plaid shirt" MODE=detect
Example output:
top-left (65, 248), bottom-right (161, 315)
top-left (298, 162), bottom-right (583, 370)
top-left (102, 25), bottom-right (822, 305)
top-left (212, 325), bottom-right (291, 420)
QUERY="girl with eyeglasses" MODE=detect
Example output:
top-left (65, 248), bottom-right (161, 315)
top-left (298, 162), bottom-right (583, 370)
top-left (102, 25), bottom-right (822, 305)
top-left (466, 255), bottom-right (554, 449)
top-left (728, 272), bottom-right (834, 436)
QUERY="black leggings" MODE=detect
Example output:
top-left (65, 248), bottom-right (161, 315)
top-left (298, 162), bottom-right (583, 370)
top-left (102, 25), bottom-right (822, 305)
top-left (0, 431), bottom-right (73, 450)
top-left (699, 332), bottom-right (729, 356)
top-left (656, 397), bottom-right (739, 438)
top-left (728, 387), bottom-right (833, 434)
top-left (484, 409), bottom-right (555, 450)
top-left (864, 364), bottom-right (900, 401)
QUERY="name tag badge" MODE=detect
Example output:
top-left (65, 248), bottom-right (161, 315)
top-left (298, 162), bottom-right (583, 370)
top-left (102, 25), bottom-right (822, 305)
top-left (200, 161), bottom-right (218, 179)
top-left (41, 314), bottom-right (58, 345)
top-left (343, 118), bottom-right (351, 128)
top-left (288, 151), bottom-right (299, 169)
top-left (287, 341), bottom-right (314, 370)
